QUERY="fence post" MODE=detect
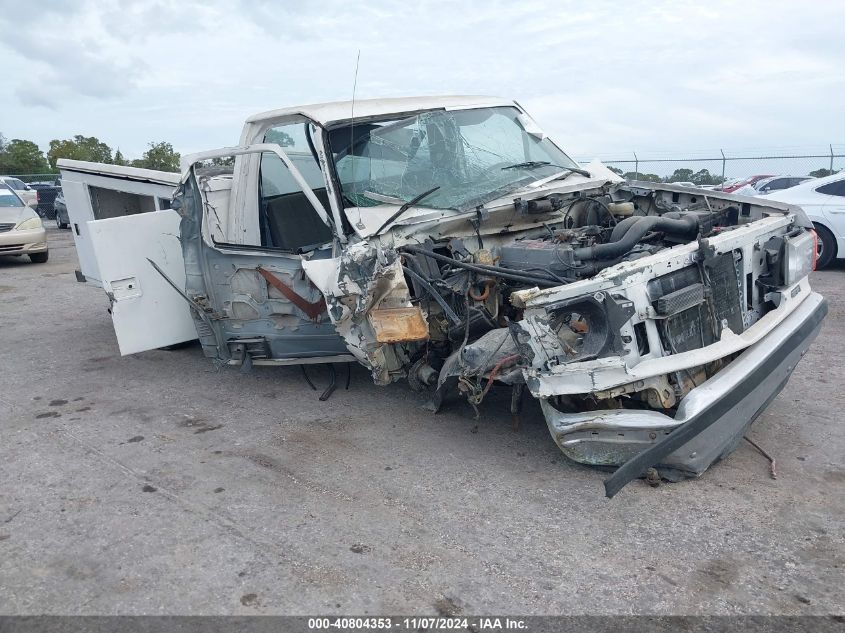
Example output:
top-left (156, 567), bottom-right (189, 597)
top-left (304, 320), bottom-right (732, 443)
top-left (720, 149), bottom-right (726, 182)
top-left (831, 144), bottom-right (835, 173)
top-left (633, 151), bottom-right (638, 179)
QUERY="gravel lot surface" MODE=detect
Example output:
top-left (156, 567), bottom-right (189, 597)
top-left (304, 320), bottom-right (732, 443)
top-left (1, 226), bottom-right (843, 615)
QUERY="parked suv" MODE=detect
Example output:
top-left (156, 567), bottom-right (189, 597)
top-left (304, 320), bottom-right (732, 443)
top-left (28, 180), bottom-right (62, 218)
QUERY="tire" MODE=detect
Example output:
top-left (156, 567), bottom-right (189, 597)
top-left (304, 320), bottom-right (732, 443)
top-left (57, 219), bottom-right (68, 229)
top-left (814, 223), bottom-right (837, 269)
top-left (30, 251), bottom-right (49, 264)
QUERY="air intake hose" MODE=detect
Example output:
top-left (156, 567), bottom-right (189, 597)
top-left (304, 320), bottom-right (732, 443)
top-left (574, 214), bottom-right (699, 261)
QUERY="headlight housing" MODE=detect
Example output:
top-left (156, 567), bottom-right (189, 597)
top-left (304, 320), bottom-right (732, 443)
top-left (545, 291), bottom-right (635, 362)
top-left (760, 229), bottom-right (817, 288)
top-left (783, 230), bottom-right (816, 286)
top-left (16, 217), bottom-right (43, 231)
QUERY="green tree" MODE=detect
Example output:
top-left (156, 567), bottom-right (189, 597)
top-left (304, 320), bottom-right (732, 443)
top-left (0, 138), bottom-right (50, 174)
top-left (690, 168), bottom-right (725, 186)
top-left (132, 141), bottom-right (180, 172)
top-left (113, 149), bottom-right (127, 166)
top-left (809, 168), bottom-right (834, 178)
top-left (264, 128), bottom-right (294, 147)
top-left (47, 135), bottom-right (113, 169)
top-left (624, 172), bottom-right (661, 182)
top-left (666, 168), bottom-right (694, 183)
top-left (210, 157), bottom-right (236, 167)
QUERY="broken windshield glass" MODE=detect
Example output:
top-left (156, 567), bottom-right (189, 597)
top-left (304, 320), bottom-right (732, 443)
top-left (328, 106), bottom-right (580, 213)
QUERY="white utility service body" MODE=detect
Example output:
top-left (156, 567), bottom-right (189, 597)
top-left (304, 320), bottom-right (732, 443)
top-left (57, 159), bottom-right (181, 286)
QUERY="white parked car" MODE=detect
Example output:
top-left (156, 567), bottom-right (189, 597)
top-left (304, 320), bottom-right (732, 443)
top-left (733, 176), bottom-right (815, 198)
top-left (766, 171), bottom-right (845, 268)
top-left (754, 175), bottom-right (814, 195)
top-left (0, 176), bottom-right (38, 208)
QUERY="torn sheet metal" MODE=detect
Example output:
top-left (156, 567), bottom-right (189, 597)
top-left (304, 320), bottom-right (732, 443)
top-left (304, 242), bottom-right (426, 384)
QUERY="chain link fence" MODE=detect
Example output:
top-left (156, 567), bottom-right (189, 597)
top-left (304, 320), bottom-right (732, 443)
top-left (2, 173), bottom-right (60, 184)
top-left (6, 146), bottom-right (845, 198)
top-left (575, 145), bottom-right (845, 184)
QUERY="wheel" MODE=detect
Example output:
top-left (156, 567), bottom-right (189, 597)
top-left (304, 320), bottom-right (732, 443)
top-left (57, 219), bottom-right (68, 229)
top-left (813, 223), bottom-right (836, 269)
top-left (30, 251), bottom-right (49, 264)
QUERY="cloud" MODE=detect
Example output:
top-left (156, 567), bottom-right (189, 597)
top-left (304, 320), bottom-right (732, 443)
top-left (0, 0), bottom-right (842, 160)
top-left (15, 79), bottom-right (60, 110)
top-left (0, 4), bottom-right (147, 107)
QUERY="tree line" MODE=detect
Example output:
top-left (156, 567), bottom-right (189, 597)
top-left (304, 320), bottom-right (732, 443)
top-left (0, 133), bottom-right (181, 176)
top-left (3, 133), bottom-right (836, 183)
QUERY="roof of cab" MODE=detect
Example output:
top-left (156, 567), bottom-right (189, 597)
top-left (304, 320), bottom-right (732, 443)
top-left (244, 95), bottom-right (514, 126)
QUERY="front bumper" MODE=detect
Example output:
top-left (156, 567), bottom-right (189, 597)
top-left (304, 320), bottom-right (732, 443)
top-left (540, 291), bottom-right (828, 497)
top-left (0, 226), bottom-right (48, 255)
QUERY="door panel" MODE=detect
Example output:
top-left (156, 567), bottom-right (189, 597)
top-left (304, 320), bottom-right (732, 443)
top-left (822, 201), bottom-right (845, 256)
top-left (177, 142), bottom-right (350, 365)
top-left (88, 210), bottom-right (198, 355)
top-left (197, 247), bottom-right (348, 361)
top-left (823, 202), bottom-right (845, 230)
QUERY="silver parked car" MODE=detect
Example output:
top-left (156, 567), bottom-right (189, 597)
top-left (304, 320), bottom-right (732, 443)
top-left (0, 184), bottom-right (48, 262)
top-left (53, 190), bottom-right (70, 229)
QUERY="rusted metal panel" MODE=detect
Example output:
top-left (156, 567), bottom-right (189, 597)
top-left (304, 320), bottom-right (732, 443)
top-left (368, 307), bottom-right (429, 344)
top-left (257, 266), bottom-right (325, 320)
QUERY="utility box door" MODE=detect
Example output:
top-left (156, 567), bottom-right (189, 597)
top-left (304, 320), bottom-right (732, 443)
top-left (88, 210), bottom-right (198, 355)
top-left (62, 179), bottom-right (103, 284)
top-left (59, 160), bottom-right (181, 286)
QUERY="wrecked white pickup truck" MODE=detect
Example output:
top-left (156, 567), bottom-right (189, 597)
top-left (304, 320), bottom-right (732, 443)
top-left (73, 96), bottom-right (826, 496)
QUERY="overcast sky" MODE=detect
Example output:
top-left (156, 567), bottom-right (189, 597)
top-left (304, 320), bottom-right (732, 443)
top-left (1, 0), bottom-right (842, 162)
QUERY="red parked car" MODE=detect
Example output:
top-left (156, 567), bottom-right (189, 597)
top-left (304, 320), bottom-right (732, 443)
top-left (717, 174), bottom-right (774, 193)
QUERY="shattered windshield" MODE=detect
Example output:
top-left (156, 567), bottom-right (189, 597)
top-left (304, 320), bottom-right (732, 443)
top-left (329, 106), bottom-right (579, 213)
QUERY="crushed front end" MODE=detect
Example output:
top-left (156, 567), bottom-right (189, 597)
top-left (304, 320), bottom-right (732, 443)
top-left (297, 103), bottom-right (826, 495)
top-left (509, 204), bottom-right (826, 495)
top-left (317, 178), bottom-right (825, 495)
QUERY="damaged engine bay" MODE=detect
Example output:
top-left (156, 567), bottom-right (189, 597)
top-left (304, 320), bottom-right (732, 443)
top-left (395, 189), bottom-right (746, 410)
top-left (330, 181), bottom-right (790, 401)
